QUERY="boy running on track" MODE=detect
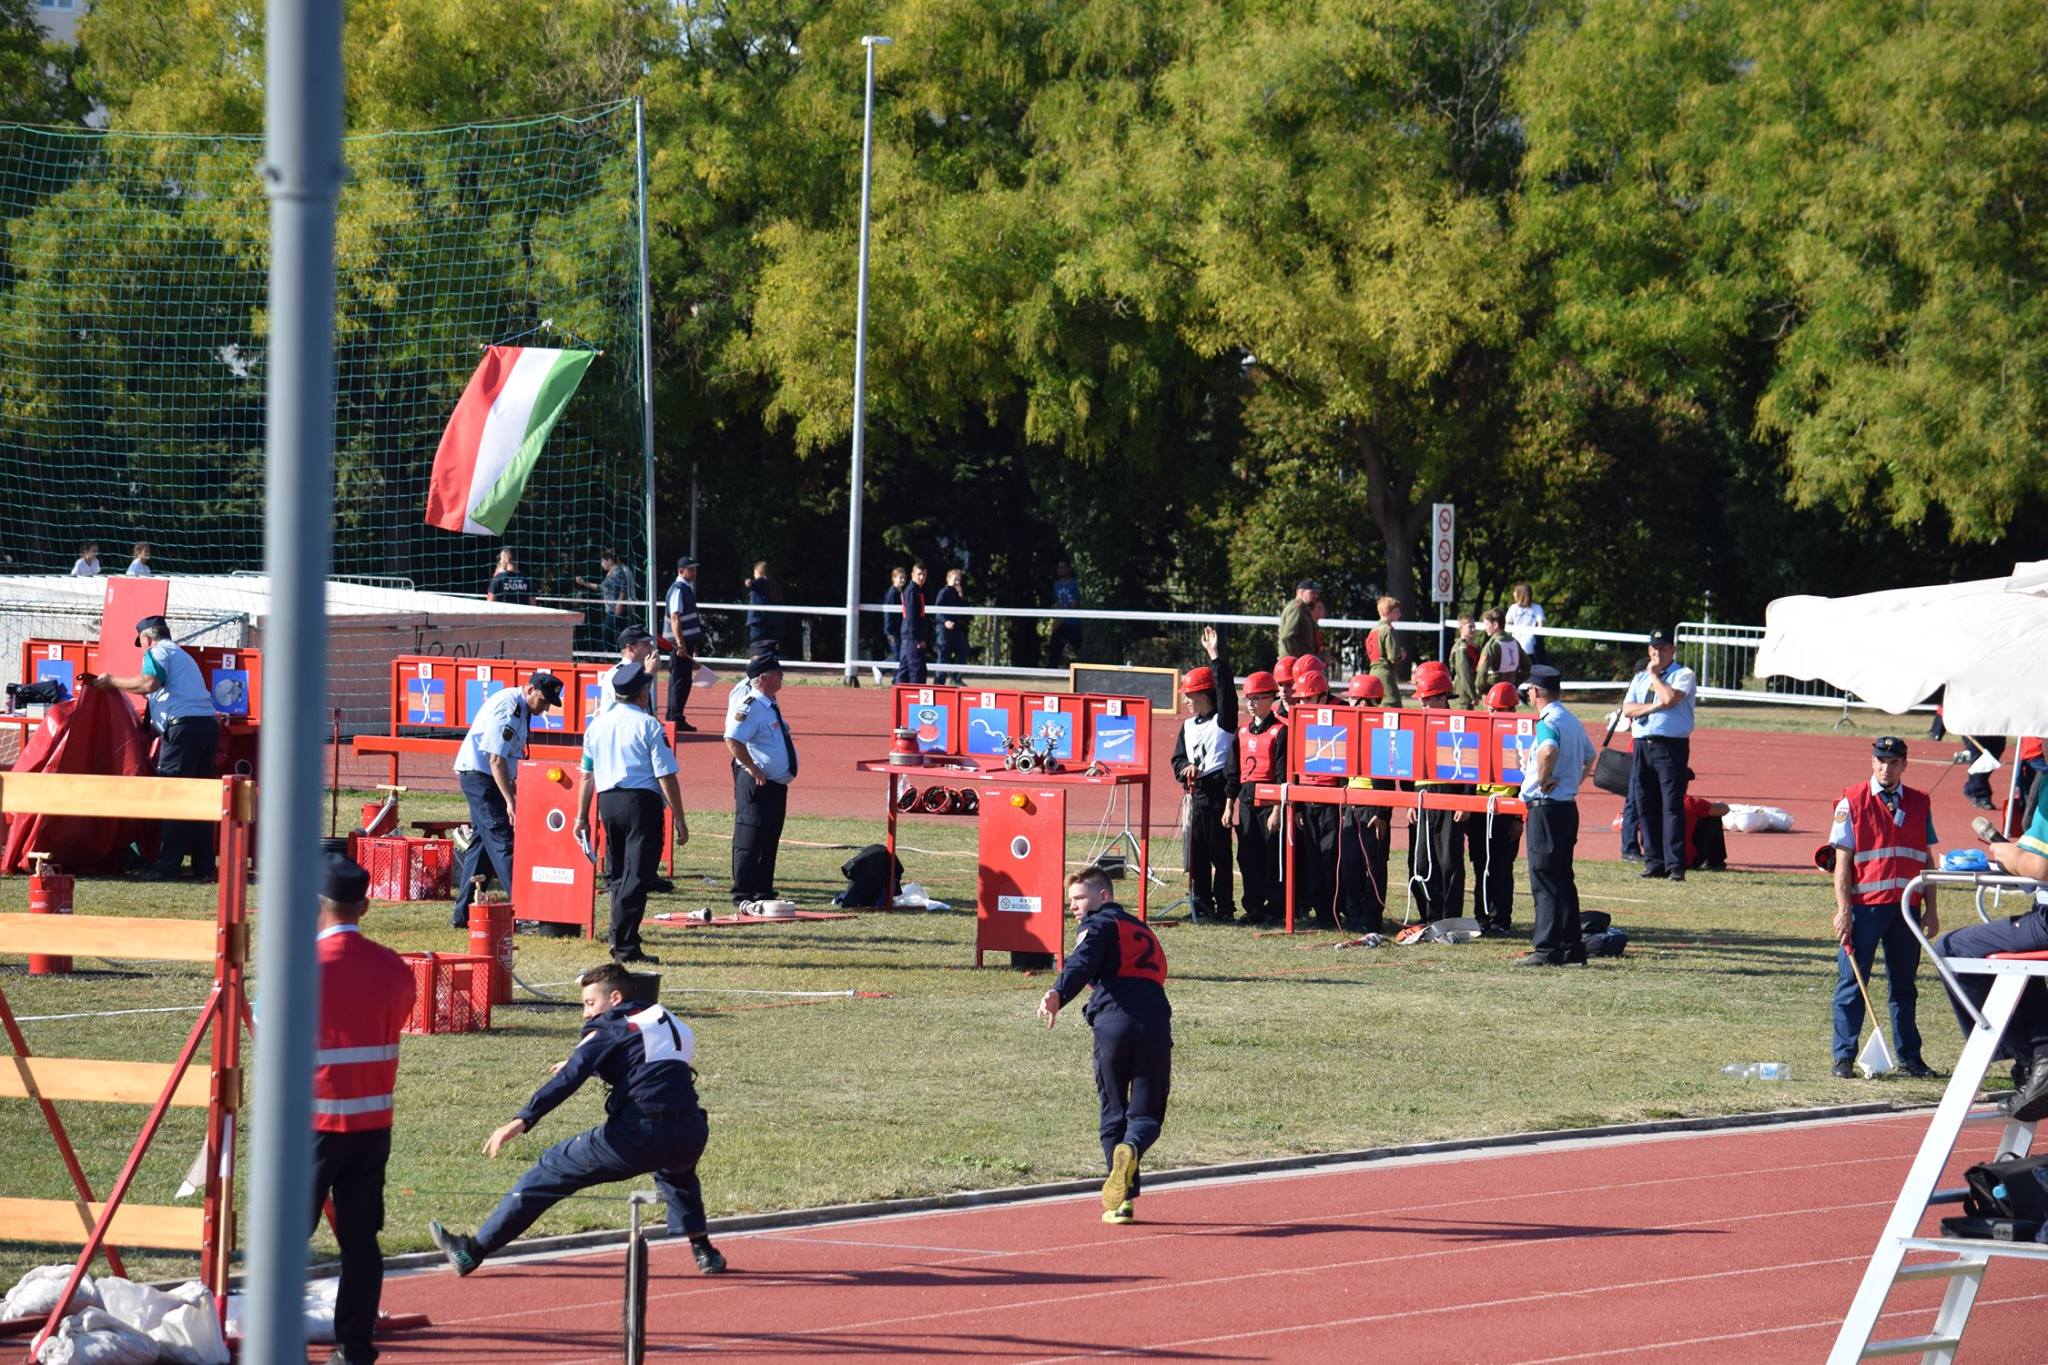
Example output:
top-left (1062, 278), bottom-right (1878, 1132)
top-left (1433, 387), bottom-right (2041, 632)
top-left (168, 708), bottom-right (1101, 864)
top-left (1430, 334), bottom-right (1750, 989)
top-left (428, 963), bottom-right (727, 1276)
top-left (1038, 867), bottom-right (1173, 1224)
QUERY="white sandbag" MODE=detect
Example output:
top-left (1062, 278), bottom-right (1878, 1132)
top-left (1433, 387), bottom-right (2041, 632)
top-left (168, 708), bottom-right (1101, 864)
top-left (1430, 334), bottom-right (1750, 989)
top-left (892, 882), bottom-right (951, 911)
top-left (1722, 803), bottom-right (1794, 834)
top-left (147, 1287), bottom-right (225, 1365)
top-left (96, 1280), bottom-right (179, 1334)
top-left (4, 1266), bottom-right (100, 1321)
top-left (302, 1276), bottom-right (337, 1345)
top-left (35, 1309), bottom-right (160, 1365)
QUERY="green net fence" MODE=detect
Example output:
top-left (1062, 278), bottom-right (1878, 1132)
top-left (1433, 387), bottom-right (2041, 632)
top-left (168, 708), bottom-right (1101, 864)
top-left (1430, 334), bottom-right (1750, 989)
top-left (0, 102), bottom-right (647, 616)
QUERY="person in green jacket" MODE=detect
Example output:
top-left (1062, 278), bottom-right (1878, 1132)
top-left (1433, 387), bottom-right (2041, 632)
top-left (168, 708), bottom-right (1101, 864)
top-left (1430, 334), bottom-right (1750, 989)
top-left (1450, 614), bottom-right (1481, 709)
top-left (1476, 607), bottom-right (1525, 689)
top-left (1366, 595), bottom-right (1408, 707)
top-left (1277, 580), bottom-right (1321, 661)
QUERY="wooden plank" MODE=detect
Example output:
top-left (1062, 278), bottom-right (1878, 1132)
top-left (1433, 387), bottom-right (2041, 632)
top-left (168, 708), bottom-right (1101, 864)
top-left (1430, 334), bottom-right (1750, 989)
top-left (0, 1197), bottom-right (206, 1251)
top-left (0, 772), bottom-right (222, 823)
top-left (0, 914), bottom-right (216, 963)
top-left (0, 1057), bottom-right (211, 1108)
top-left (354, 734), bottom-right (584, 762)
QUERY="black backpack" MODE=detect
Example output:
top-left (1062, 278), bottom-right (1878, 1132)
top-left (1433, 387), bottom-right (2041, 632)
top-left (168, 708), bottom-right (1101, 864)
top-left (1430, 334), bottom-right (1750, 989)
top-left (835, 843), bottom-right (904, 908)
top-left (1946, 1153), bottom-right (2048, 1244)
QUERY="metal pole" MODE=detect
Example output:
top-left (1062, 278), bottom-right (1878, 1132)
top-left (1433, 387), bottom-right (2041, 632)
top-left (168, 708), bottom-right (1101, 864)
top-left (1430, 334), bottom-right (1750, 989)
top-left (841, 35), bottom-right (891, 684)
top-left (635, 97), bottom-right (658, 635)
top-left (689, 459), bottom-right (699, 560)
top-left (246, 0), bottom-right (342, 1358)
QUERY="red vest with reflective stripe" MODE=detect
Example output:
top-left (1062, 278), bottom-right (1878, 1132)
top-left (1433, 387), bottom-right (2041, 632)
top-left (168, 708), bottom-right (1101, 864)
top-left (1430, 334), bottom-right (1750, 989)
top-left (1842, 782), bottom-right (1932, 906)
top-left (313, 929), bottom-right (417, 1133)
top-left (1238, 717), bottom-right (1286, 784)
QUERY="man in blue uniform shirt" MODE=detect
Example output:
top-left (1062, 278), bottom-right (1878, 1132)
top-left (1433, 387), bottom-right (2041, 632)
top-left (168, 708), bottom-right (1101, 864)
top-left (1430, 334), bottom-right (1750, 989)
top-left (449, 670), bottom-right (562, 928)
top-left (724, 654), bottom-right (798, 907)
top-left (1621, 628), bottom-right (1698, 881)
top-left (663, 556), bottom-right (705, 730)
top-left (94, 615), bottom-right (220, 881)
top-left (576, 663), bottom-right (687, 966)
top-left (1514, 665), bottom-right (1597, 967)
top-left (1038, 867), bottom-right (1172, 1225)
top-left (429, 961), bottom-right (727, 1276)
top-left (596, 625), bottom-right (659, 716)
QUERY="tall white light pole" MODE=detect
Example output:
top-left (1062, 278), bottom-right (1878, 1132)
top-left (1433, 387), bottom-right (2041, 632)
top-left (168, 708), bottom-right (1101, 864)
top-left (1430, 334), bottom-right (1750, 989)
top-left (842, 34), bottom-right (891, 684)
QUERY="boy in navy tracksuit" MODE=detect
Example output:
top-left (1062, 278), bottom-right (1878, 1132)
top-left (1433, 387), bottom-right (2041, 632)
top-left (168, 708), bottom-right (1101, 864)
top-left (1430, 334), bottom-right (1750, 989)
top-left (430, 962), bottom-right (728, 1276)
top-left (1039, 866), bottom-right (1172, 1224)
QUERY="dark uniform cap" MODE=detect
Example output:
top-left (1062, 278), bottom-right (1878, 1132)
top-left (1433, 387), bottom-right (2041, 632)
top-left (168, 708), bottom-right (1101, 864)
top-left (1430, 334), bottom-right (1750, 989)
top-left (617, 624), bottom-right (655, 649)
top-left (1647, 628), bottom-right (1675, 647)
top-left (676, 554), bottom-right (698, 570)
top-left (322, 851), bottom-right (370, 904)
top-left (612, 661), bottom-right (653, 698)
top-left (133, 614), bottom-right (170, 647)
top-left (1522, 664), bottom-right (1564, 694)
top-left (746, 653), bottom-right (783, 679)
top-left (1296, 579), bottom-right (1321, 593)
top-left (526, 669), bottom-right (565, 707)
top-left (1873, 736), bottom-right (1908, 760)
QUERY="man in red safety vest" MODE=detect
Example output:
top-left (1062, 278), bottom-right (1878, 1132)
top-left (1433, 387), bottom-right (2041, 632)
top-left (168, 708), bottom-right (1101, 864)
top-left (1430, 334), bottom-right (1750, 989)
top-left (1827, 737), bottom-right (1938, 1080)
top-left (1233, 670), bottom-right (1288, 927)
top-left (312, 852), bottom-right (418, 1365)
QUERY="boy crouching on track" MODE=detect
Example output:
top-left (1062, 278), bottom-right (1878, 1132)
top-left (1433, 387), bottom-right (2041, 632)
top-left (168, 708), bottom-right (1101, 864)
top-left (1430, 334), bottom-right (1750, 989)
top-left (429, 962), bottom-right (727, 1276)
top-left (1038, 867), bottom-right (1173, 1224)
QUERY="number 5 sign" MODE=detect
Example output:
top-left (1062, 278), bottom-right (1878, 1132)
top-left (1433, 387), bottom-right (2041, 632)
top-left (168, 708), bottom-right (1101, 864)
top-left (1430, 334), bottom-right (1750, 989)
top-left (1431, 502), bottom-right (1455, 604)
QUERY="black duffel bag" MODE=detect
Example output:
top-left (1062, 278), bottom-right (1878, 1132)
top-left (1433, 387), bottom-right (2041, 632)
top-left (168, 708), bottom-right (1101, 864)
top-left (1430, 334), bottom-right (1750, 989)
top-left (1943, 1152), bottom-right (2048, 1244)
top-left (1593, 713), bottom-right (1633, 796)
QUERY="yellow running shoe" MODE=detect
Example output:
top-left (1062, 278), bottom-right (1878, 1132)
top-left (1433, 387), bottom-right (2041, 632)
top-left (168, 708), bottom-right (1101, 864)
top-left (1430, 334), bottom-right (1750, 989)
top-left (1102, 1200), bottom-right (1134, 1225)
top-left (1102, 1142), bottom-right (1138, 1210)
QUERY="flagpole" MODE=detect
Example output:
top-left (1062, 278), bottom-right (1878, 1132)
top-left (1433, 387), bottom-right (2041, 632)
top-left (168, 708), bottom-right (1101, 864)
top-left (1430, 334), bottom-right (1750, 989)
top-left (634, 97), bottom-right (658, 636)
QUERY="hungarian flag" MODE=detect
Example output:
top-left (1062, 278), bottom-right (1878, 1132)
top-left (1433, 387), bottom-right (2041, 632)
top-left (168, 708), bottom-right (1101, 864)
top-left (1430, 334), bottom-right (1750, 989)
top-left (424, 345), bottom-right (596, 535)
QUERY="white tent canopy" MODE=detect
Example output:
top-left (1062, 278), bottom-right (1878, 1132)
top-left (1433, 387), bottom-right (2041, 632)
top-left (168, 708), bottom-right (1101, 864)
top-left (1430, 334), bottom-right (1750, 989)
top-left (1755, 560), bottom-right (2048, 737)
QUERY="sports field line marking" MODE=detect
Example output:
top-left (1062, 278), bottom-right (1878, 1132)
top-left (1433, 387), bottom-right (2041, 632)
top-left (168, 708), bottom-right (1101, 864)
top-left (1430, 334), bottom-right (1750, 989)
top-left (544, 1194), bottom-right (1900, 1362)
top-left (1503, 1289), bottom-right (2048, 1363)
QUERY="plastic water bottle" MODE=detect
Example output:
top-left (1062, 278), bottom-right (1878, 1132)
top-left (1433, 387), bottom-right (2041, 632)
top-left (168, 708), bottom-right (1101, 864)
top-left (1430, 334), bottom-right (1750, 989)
top-left (1722, 1062), bottom-right (1790, 1081)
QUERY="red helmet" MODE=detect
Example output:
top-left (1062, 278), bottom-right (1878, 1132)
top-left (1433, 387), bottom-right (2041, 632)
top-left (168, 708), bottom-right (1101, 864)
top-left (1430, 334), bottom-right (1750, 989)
top-left (1244, 670), bottom-right (1278, 697)
top-left (1483, 682), bottom-right (1519, 712)
top-left (1182, 666), bottom-right (1216, 694)
top-left (1347, 674), bottom-right (1385, 702)
top-left (1412, 660), bottom-right (1453, 699)
top-left (1294, 667), bottom-right (1329, 698)
top-left (1273, 656), bottom-right (1297, 683)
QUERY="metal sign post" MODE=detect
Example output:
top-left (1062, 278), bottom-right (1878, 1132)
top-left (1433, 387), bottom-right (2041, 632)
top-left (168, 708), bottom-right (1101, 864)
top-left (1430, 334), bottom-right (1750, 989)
top-left (1432, 502), bottom-right (1454, 663)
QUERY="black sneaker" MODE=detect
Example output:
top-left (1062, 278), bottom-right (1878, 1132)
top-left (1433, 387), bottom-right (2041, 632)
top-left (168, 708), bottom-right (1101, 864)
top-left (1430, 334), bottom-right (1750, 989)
top-left (1832, 1059), bottom-right (1855, 1079)
top-left (1899, 1059), bottom-right (1938, 1079)
top-left (691, 1238), bottom-right (728, 1275)
top-left (613, 949), bottom-right (661, 966)
top-left (1637, 866), bottom-right (1669, 880)
top-left (429, 1221), bottom-right (481, 1276)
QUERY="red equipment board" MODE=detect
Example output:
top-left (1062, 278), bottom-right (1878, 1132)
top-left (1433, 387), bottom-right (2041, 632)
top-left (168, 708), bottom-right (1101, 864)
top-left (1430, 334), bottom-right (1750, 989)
top-left (975, 784), bottom-right (1067, 966)
top-left (514, 659), bottom-right (575, 733)
top-left (510, 759), bottom-right (595, 937)
top-left (891, 683), bottom-right (1148, 770)
top-left (1285, 706), bottom-right (1534, 787)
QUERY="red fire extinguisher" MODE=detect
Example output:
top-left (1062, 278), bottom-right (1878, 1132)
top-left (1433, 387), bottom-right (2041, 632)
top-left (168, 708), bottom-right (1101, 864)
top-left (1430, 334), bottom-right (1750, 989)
top-left (26, 852), bottom-right (74, 975)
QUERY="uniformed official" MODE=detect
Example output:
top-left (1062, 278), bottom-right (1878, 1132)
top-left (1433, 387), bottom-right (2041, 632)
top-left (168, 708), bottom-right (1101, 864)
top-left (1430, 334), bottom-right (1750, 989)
top-left (310, 853), bottom-right (416, 1365)
top-left (450, 670), bottom-right (563, 929)
top-left (430, 961), bottom-right (727, 1278)
top-left (94, 615), bottom-right (220, 881)
top-left (663, 556), bottom-right (706, 731)
top-left (1171, 626), bottom-right (1236, 923)
top-left (1515, 666), bottom-right (1596, 967)
top-left (1468, 681), bottom-right (1525, 935)
top-left (723, 654), bottom-right (798, 907)
top-left (1038, 867), bottom-right (1172, 1226)
top-left (1232, 671), bottom-right (1288, 927)
top-left (576, 663), bottom-right (687, 966)
top-left (597, 624), bottom-right (659, 715)
top-left (897, 562), bottom-right (932, 685)
top-left (1405, 661), bottom-right (1466, 922)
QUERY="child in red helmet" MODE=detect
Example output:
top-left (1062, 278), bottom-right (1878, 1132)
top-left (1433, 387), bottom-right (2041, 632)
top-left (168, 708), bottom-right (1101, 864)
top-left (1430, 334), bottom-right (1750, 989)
top-left (1235, 670), bottom-right (1289, 926)
top-left (1467, 681), bottom-right (1526, 934)
top-left (1406, 660), bottom-right (1467, 922)
top-left (1171, 626), bottom-right (1237, 923)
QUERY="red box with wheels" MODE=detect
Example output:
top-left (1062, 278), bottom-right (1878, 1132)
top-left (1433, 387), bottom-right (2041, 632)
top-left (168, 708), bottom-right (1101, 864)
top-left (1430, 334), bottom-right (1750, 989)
top-left (976, 785), bottom-right (1067, 966)
top-left (511, 758), bottom-right (595, 937)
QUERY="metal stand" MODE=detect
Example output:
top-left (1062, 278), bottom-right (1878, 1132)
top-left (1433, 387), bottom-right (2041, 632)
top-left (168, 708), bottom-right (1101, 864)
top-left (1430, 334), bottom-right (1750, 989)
top-left (623, 1190), bottom-right (659, 1365)
top-left (1829, 872), bottom-right (2047, 1363)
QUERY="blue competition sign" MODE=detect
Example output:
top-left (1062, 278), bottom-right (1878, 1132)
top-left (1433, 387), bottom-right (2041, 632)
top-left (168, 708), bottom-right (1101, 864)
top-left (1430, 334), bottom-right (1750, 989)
top-left (1370, 726), bottom-right (1415, 780)
top-left (1031, 711), bottom-right (1075, 760)
top-left (967, 706), bottom-right (1011, 756)
top-left (530, 702), bottom-right (565, 732)
top-left (465, 676), bottom-right (503, 721)
top-left (1301, 724), bottom-right (1348, 776)
top-left (583, 680), bottom-right (605, 720)
top-left (1433, 722), bottom-right (1480, 781)
top-left (406, 677), bottom-right (447, 725)
top-left (210, 668), bottom-right (251, 718)
top-left (35, 659), bottom-right (75, 699)
top-left (908, 703), bottom-right (951, 753)
top-left (1498, 725), bottom-right (1536, 785)
top-left (1092, 715), bottom-right (1138, 765)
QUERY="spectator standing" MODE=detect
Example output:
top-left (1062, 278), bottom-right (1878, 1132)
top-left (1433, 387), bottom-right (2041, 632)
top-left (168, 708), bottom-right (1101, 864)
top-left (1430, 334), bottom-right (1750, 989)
top-left (1514, 665), bottom-right (1596, 967)
top-left (1826, 737), bottom-right (1937, 1079)
top-left (897, 562), bottom-right (932, 685)
top-left (663, 555), bottom-right (705, 731)
top-left (1505, 581), bottom-right (1546, 665)
top-left (743, 561), bottom-right (777, 649)
top-left (70, 541), bottom-right (99, 576)
top-left (881, 567), bottom-right (905, 661)
top-left (125, 542), bottom-right (154, 576)
top-left (1365, 596), bottom-right (1408, 706)
top-left (1277, 580), bottom-right (1321, 661)
top-left (1048, 561), bottom-right (1083, 667)
top-left (934, 567), bottom-right (969, 686)
top-left (1621, 628), bottom-right (1698, 881)
top-left (309, 853), bottom-right (416, 1365)
top-left (576, 548), bottom-right (634, 651)
top-left (486, 549), bottom-right (531, 604)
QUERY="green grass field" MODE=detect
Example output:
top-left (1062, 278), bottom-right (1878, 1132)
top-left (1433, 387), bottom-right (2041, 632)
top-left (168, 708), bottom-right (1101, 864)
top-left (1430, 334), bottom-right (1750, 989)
top-left (0, 790), bottom-right (1954, 1285)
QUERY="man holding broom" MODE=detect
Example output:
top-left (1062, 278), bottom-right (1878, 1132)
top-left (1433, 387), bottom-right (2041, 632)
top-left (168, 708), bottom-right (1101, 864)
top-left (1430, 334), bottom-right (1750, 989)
top-left (1826, 737), bottom-right (1939, 1079)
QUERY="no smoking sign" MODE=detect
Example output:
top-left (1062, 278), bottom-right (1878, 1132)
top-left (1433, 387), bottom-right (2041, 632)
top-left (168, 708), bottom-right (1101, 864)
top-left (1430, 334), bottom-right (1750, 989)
top-left (1430, 502), bottom-right (1455, 604)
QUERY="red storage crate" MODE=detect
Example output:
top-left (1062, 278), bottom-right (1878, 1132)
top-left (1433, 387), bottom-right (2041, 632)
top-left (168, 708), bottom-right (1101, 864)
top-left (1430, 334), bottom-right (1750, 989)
top-left (397, 951), bottom-right (494, 1035)
top-left (360, 836), bottom-right (413, 900)
top-left (409, 838), bottom-right (454, 900)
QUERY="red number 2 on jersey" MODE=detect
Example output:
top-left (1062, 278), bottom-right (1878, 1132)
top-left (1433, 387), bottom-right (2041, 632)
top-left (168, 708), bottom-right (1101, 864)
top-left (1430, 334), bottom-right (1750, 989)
top-left (1115, 919), bottom-right (1168, 984)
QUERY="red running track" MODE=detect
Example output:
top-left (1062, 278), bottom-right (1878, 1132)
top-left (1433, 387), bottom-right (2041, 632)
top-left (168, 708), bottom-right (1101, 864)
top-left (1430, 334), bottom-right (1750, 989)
top-left (374, 1111), bottom-right (2043, 1362)
top-left (334, 683), bottom-right (1997, 873)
